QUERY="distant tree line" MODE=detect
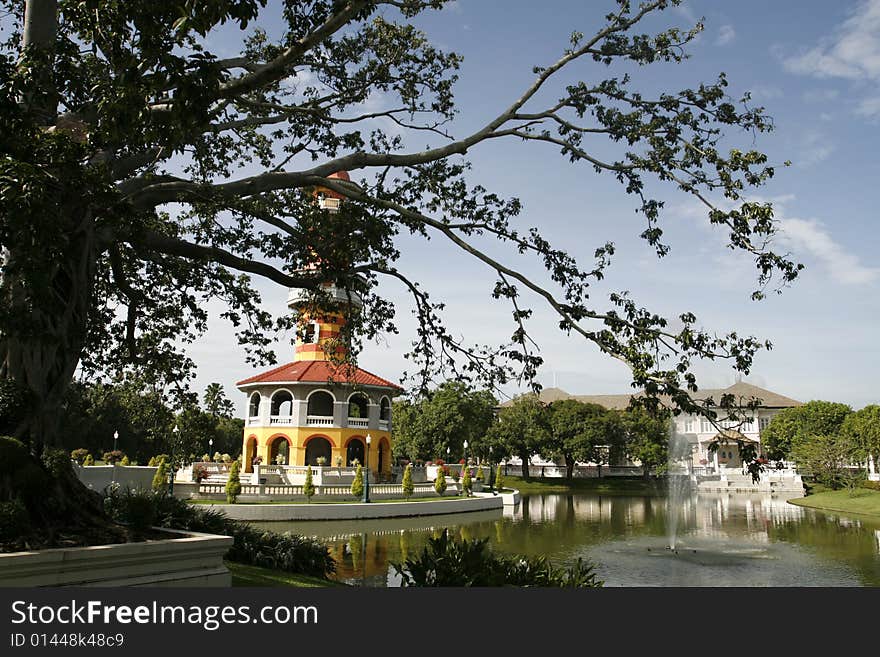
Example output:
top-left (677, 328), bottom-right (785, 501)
top-left (58, 379), bottom-right (243, 466)
top-left (393, 382), bottom-right (671, 480)
top-left (763, 401), bottom-right (880, 489)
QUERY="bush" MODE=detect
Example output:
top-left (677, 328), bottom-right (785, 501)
top-left (392, 530), bottom-right (602, 587)
top-left (434, 468), bottom-right (447, 496)
top-left (193, 464), bottom-right (209, 483)
top-left (475, 467), bottom-right (483, 481)
top-left (495, 464), bottom-right (504, 492)
top-left (213, 451), bottom-right (222, 463)
top-left (350, 464), bottom-right (364, 499)
top-left (461, 465), bottom-right (472, 497)
top-left (70, 448), bottom-right (90, 465)
top-left (152, 460), bottom-right (168, 492)
top-left (201, 454), bottom-right (211, 462)
top-left (102, 450), bottom-right (125, 465)
top-left (0, 499), bottom-right (29, 542)
top-left (222, 453), bottom-right (232, 463)
top-left (148, 454), bottom-right (170, 467)
top-left (226, 460), bottom-right (242, 504)
top-left (120, 456), bottom-right (130, 466)
top-left (103, 489), bottom-right (335, 578)
top-left (83, 454), bottom-right (94, 466)
top-left (402, 463), bottom-right (414, 498)
top-left (303, 465), bottom-right (315, 502)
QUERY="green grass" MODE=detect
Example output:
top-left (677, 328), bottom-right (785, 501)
top-left (226, 561), bottom-right (346, 587)
top-left (499, 474), bottom-right (662, 496)
top-left (788, 486), bottom-right (880, 518)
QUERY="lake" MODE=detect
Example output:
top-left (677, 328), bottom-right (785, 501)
top-left (250, 492), bottom-right (880, 586)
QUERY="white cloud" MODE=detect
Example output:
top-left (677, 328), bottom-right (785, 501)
top-left (748, 84), bottom-right (783, 101)
top-left (802, 88), bottom-right (840, 103)
top-left (783, 0), bottom-right (880, 80)
top-left (778, 218), bottom-right (880, 285)
top-left (716, 24), bottom-right (736, 46)
top-left (797, 131), bottom-right (835, 167)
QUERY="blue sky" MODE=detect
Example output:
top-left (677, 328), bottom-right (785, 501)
top-left (188, 0), bottom-right (880, 412)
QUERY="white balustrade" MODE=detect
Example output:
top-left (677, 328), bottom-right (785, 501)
top-left (378, 420), bottom-right (390, 431)
top-left (306, 415), bottom-right (334, 426)
top-left (247, 416), bottom-right (261, 425)
top-left (347, 417), bottom-right (369, 428)
top-left (269, 415), bottom-right (293, 425)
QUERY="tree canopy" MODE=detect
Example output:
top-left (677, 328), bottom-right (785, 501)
top-left (761, 400), bottom-right (852, 461)
top-left (1, 0), bottom-right (803, 454)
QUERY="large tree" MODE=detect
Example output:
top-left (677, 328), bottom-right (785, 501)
top-left (545, 399), bottom-right (621, 480)
top-left (486, 393), bottom-right (549, 479)
top-left (620, 406), bottom-right (670, 479)
top-left (761, 401), bottom-right (852, 461)
top-left (1, 0), bottom-right (802, 459)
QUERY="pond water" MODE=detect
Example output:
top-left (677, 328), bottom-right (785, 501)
top-left (249, 492), bottom-right (880, 586)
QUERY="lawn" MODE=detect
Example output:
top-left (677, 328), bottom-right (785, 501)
top-left (226, 561), bottom-right (347, 587)
top-left (787, 486), bottom-right (880, 518)
top-left (499, 475), bottom-right (662, 495)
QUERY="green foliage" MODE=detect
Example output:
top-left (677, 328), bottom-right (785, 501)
top-left (546, 400), bottom-right (623, 478)
top-left (461, 465), bottom-right (472, 496)
top-left (70, 448), bottom-right (90, 465)
top-left (103, 489), bottom-right (335, 578)
top-left (486, 394), bottom-right (549, 478)
top-left (226, 460), bottom-right (242, 504)
top-left (0, 499), bottom-right (29, 542)
top-left (620, 407), bottom-right (670, 478)
top-left (152, 460), bottom-right (168, 492)
top-left (475, 467), bottom-right (483, 481)
top-left (841, 405), bottom-right (880, 462)
top-left (0, 436), bottom-right (49, 503)
top-left (495, 464), bottom-right (504, 492)
top-left (392, 530), bottom-right (602, 587)
top-left (393, 382), bottom-right (498, 462)
top-left (120, 455), bottom-right (130, 466)
top-left (350, 464), bottom-right (364, 499)
top-left (792, 433), bottom-right (861, 490)
top-left (402, 463), bottom-right (414, 498)
top-left (83, 454), bottom-right (95, 466)
top-left (0, 380), bottom-right (32, 437)
top-left (763, 401), bottom-right (853, 460)
top-left (203, 383), bottom-right (235, 419)
top-left (302, 465), bottom-right (315, 502)
top-left (102, 450), bottom-right (125, 465)
top-left (434, 467), bottom-right (447, 496)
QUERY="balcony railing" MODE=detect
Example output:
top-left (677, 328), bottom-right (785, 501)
top-left (269, 415), bottom-right (293, 425)
top-left (247, 416), bottom-right (261, 425)
top-left (306, 415), bottom-right (334, 427)
top-left (347, 417), bottom-right (369, 428)
top-left (378, 419), bottom-right (390, 431)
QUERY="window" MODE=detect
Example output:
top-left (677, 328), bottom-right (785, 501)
top-left (684, 417), bottom-right (695, 433)
top-left (700, 419), bottom-right (712, 433)
top-left (759, 416), bottom-right (771, 431)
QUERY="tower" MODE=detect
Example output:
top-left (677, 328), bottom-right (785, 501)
top-left (236, 171), bottom-right (400, 477)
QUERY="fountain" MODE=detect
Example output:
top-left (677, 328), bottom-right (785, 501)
top-left (665, 421), bottom-right (694, 550)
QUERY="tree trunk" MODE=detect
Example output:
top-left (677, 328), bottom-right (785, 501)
top-left (565, 456), bottom-right (574, 481)
top-left (520, 453), bottom-right (530, 480)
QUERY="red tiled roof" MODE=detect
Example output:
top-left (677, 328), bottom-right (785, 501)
top-left (236, 359), bottom-right (402, 391)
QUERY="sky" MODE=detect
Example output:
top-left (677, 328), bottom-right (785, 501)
top-left (185, 0), bottom-right (880, 414)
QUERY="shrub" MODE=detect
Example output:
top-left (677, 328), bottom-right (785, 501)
top-left (495, 464), bottom-right (504, 492)
top-left (392, 530), bottom-right (602, 587)
top-left (434, 468), bottom-right (447, 496)
top-left (475, 467), bottom-right (484, 481)
top-left (222, 453), bottom-right (232, 463)
top-left (70, 448), bottom-right (90, 465)
top-left (303, 465), bottom-right (315, 502)
top-left (350, 464), bottom-right (364, 498)
top-left (226, 460), bottom-right (242, 504)
top-left (0, 499), bottom-right (29, 542)
top-left (451, 468), bottom-right (460, 482)
top-left (461, 465), bottom-right (472, 497)
top-left (120, 456), bottom-right (130, 466)
top-left (402, 463), bottom-right (414, 498)
top-left (103, 489), bottom-right (335, 578)
top-left (83, 454), bottom-right (94, 466)
top-left (316, 456), bottom-right (327, 466)
top-left (201, 454), bottom-right (211, 462)
top-left (193, 464), bottom-right (209, 483)
top-left (103, 450), bottom-right (125, 465)
top-left (152, 460), bottom-right (168, 492)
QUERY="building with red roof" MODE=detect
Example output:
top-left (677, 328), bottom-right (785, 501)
top-left (236, 172), bottom-right (401, 476)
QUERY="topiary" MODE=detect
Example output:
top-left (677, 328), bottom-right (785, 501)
top-left (350, 464), bottom-right (364, 499)
top-left (120, 456), bottom-right (130, 466)
top-left (461, 465), bottom-right (472, 497)
top-left (83, 454), bottom-right (94, 466)
top-left (402, 463), bottom-right (414, 498)
top-left (495, 464), bottom-right (504, 492)
top-left (152, 460), bottom-right (168, 492)
top-left (303, 465), bottom-right (315, 502)
top-left (226, 460), bottom-right (242, 504)
top-left (434, 467), bottom-right (447, 496)
top-left (103, 450), bottom-right (124, 465)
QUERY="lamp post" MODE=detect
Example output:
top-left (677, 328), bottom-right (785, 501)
top-left (363, 434), bottom-right (372, 503)
top-left (488, 446), bottom-right (495, 495)
top-left (209, 437), bottom-right (213, 459)
top-left (446, 446), bottom-right (450, 463)
top-left (463, 440), bottom-right (469, 497)
top-left (169, 424), bottom-right (178, 495)
top-left (113, 430), bottom-right (118, 453)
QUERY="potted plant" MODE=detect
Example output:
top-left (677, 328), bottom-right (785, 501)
top-left (335, 455), bottom-right (343, 468)
top-left (316, 456), bottom-right (327, 466)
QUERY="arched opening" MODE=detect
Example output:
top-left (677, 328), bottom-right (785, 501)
top-left (378, 437), bottom-right (391, 475)
top-left (248, 393), bottom-right (261, 419)
top-left (379, 397), bottom-right (391, 421)
top-left (270, 390), bottom-right (293, 420)
top-left (244, 436), bottom-right (258, 473)
top-left (307, 390), bottom-right (334, 417)
top-left (304, 436), bottom-right (333, 466)
top-left (348, 393), bottom-right (370, 419)
top-left (346, 438), bottom-right (365, 467)
top-left (268, 435), bottom-right (291, 465)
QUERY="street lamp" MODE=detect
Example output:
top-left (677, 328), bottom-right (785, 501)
top-left (463, 439), bottom-right (468, 463)
top-left (363, 434), bottom-right (372, 503)
top-left (113, 430), bottom-right (119, 452)
top-left (169, 424), bottom-right (179, 495)
top-left (209, 437), bottom-right (213, 457)
top-left (446, 446), bottom-right (450, 462)
top-left (488, 446), bottom-right (495, 495)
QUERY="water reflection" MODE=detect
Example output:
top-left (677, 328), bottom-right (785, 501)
top-left (249, 493), bottom-right (880, 586)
